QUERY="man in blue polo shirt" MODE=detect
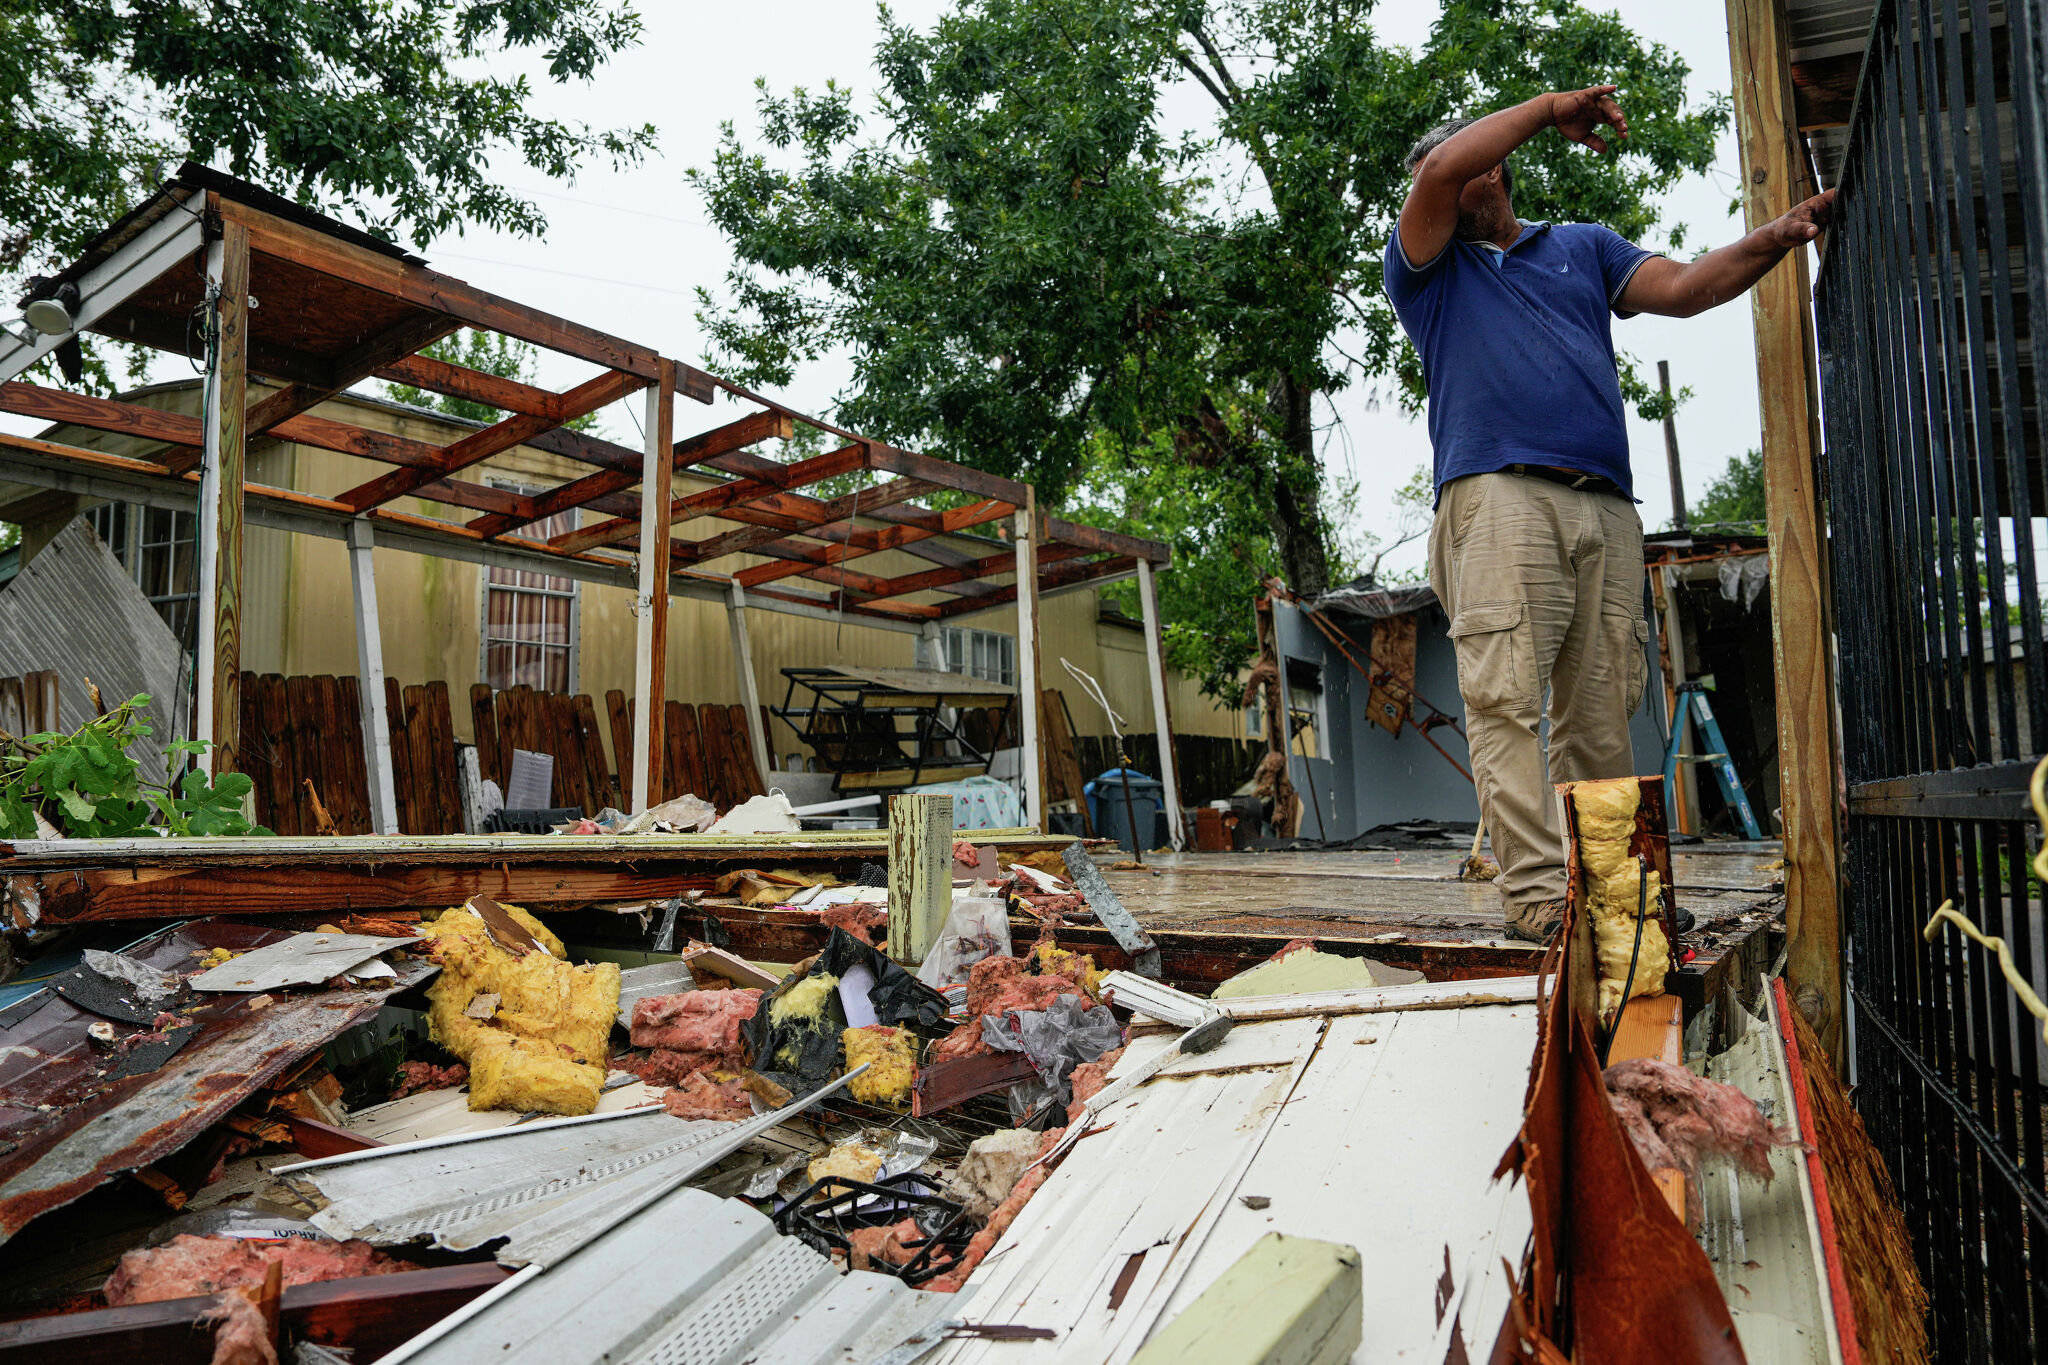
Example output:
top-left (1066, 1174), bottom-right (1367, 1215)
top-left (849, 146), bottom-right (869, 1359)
top-left (1386, 85), bottom-right (1832, 942)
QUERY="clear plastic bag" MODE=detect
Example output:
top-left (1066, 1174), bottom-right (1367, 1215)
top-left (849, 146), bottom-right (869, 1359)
top-left (915, 897), bottom-right (1012, 990)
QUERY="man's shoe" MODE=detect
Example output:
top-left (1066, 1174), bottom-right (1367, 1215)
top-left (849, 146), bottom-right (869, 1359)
top-left (1505, 898), bottom-right (1567, 944)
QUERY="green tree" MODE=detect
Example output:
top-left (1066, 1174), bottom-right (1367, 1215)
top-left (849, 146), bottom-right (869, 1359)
top-left (693, 0), bottom-right (1724, 682)
top-left (3, 0), bottom-right (655, 385)
top-left (1691, 448), bottom-right (1766, 530)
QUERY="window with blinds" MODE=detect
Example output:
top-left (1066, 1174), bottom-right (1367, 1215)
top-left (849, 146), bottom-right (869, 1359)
top-left (481, 501), bottom-right (578, 692)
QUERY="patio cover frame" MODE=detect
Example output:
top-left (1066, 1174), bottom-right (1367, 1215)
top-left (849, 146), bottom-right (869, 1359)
top-left (0, 167), bottom-right (1182, 843)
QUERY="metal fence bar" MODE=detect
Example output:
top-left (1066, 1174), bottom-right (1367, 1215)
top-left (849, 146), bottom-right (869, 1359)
top-left (1815, 0), bottom-right (2048, 1354)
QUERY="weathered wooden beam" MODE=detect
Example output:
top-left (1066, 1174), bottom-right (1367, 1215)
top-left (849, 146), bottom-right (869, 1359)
top-left (1043, 514), bottom-right (1170, 565)
top-left (630, 361), bottom-right (677, 811)
top-left (725, 496), bottom-right (1015, 592)
top-left (864, 440), bottom-right (1032, 506)
top-left (220, 196), bottom-right (671, 382)
top-left (549, 410), bottom-right (798, 550)
top-left (935, 552), bottom-right (1136, 616)
top-left (888, 792), bottom-right (953, 963)
top-left (680, 477), bottom-right (941, 565)
top-left (1727, 0), bottom-right (1843, 1063)
top-left (0, 381), bottom-right (446, 478)
top-left (337, 367), bottom-right (647, 512)
top-left (373, 352), bottom-right (567, 419)
top-left (160, 310), bottom-right (461, 473)
top-left (670, 444), bottom-right (868, 528)
top-left (196, 221), bottom-right (249, 777)
top-left (852, 541), bottom-right (1090, 604)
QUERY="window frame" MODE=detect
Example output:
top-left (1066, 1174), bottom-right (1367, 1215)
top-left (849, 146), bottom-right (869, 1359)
top-left (476, 485), bottom-right (581, 694)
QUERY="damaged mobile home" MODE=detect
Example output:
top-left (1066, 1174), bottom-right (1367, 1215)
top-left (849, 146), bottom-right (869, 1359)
top-left (0, 0), bottom-right (2035, 1354)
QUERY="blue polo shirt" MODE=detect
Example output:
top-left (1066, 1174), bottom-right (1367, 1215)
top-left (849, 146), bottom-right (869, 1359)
top-left (1383, 220), bottom-right (1657, 499)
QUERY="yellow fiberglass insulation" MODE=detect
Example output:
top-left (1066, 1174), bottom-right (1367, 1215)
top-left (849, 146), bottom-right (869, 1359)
top-left (1596, 913), bottom-right (1671, 1021)
top-left (768, 973), bottom-right (840, 1071)
top-left (1571, 777), bottom-right (1641, 883)
top-left (843, 1026), bottom-right (916, 1107)
top-left (1569, 779), bottom-right (1668, 1022)
top-left (807, 1135), bottom-right (884, 1189)
top-left (420, 903), bottom-right (620, 1115)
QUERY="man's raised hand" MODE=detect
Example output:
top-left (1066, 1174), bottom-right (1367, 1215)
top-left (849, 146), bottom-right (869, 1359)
top-left (1765, 188), bottom-right (1837, 247)
top-left (1548, 85), bottom-right (1629, 153)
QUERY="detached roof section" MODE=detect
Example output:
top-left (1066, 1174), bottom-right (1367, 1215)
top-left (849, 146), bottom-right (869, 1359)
top-left (0, 164), bottom-right (1166, 629)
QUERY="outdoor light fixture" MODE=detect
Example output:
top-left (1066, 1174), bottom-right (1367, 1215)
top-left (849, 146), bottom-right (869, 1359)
top-left (23, 282), bottom-right (78, 336)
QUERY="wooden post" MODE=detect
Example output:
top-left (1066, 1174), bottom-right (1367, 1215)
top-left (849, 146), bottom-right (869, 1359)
top-left (1660, 564), bottom-right (1700, 835)
top-left (347, 519), bottom-right (399, 834)
top-left (629, 360), bottom-right (676, 812)
top-left (193, 219), bottom-right (248, 776)
top-left (726, 581), bottom-right (771, 778)
top-left (1014, 490), bottom-right (1045, 829)
top-left (887, 792), bottom-right (953, 963)
top-left (1727, 0), bottom-right (1844, 1060)
top-left (1136, 557), bottom-right (1187, 851)
top-left (1658, 360), bottom-right (1689, 533)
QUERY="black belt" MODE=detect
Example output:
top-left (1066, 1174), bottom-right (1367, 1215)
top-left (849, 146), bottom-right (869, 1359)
top-left (1503, 463), bottom-right (1626, 497)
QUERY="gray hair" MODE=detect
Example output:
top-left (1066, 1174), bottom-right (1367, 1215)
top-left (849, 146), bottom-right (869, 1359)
top-left (1404, 117), bottom-right (1514, 198)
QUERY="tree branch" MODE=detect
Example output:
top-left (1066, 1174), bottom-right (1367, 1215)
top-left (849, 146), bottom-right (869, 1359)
top-left (1172, 48), bottom-right (1234, 113)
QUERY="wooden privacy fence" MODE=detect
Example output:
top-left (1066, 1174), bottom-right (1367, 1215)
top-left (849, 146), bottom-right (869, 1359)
top-left (472, 685), bottom-right (621, 817)
top-left (607, 693), bottom-right (767, 813)
top-left (237, 674), bottom-right (467, 836)
top-left (0, 671), bottom-right (60, 737)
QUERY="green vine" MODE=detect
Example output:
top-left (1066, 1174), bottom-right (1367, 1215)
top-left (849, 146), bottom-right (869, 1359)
top-left (0, 695), bottom-right (271, 839)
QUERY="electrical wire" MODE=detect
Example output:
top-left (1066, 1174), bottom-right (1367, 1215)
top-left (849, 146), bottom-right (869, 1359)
top-left (1060, 658), bottom-right (1126, 741)
top-left (1597, 856), bottom-right (1652, 1069)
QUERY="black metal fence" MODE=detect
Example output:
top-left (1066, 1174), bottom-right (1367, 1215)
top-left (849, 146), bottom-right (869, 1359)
top-left (1814, 0), bottom-right (2048, 1355)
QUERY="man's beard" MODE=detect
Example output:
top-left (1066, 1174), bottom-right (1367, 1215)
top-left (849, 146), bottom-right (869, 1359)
top-left (1455, 204), bottom-right (1507, 242)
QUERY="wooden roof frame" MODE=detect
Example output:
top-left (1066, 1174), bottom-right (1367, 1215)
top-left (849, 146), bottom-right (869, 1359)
top-left (0, 168), bottom-right (1167, 627)
top-left (0, 167), bottom-right (1182, 835)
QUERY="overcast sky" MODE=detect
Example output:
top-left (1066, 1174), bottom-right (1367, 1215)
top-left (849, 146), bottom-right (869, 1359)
top-left (31, 1), bottom-right (1775, 580)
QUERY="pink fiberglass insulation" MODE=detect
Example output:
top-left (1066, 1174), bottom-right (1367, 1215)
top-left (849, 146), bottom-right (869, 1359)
top-left (1065, 1045), bottom-right (1126, 1123)
top-left (661, 1071), bottom-right (752, 1120)
top-left (817, 903), bottom-right (888, 945)
top-left (629, 989), bottom-right (760, 1054)
top-left (921, 1127), bottom-right (1063, 1293)
top-left (847, 1218), bottom-right (922, 1271)
top-left (199, 1290), bottom-right (277, 1365)
top-left (391, 1060), bottom-right (468, 1098)
top-left (617, 1047), bottom-right (724, 1086)
top-left (105, 1235), bottom-right (410, 1306)
top-left (1605, 1056), bottom-right (1797, 1226)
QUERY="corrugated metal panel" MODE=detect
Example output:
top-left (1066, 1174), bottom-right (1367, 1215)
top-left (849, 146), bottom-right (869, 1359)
top-left (932, 1000), bottom-right (1539, 1364)
top-left (0, 517), bottom-right (189, 769)
top-left (0, 920), bottom-right (400, 1243)
top-left (283, 1067), bottom-right (866, 1270)
top-left (285, 1107), bottom-right (762, 1265)
top-left (1699, 997), bottom-right (1843, 1365)
top-left (387, 1186), bottom-right (949, 1365)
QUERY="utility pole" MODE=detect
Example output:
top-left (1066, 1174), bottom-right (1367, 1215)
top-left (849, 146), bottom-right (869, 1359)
top-left (1658, 360), bottom-right (1689, 533)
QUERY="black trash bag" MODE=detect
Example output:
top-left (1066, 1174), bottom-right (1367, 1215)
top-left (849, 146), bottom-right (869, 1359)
top-left (743, 928), bottom-right (952, 1094)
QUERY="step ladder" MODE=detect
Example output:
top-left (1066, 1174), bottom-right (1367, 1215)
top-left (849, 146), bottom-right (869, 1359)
top-left (1662, 681), bottom-right (1764, 839)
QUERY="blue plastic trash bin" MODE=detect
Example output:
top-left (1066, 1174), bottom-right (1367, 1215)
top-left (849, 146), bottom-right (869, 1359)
top-left (1083, 767), bottom-right (1163, 854)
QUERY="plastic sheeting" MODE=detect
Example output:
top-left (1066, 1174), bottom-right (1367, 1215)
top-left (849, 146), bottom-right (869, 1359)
top-left (1310, 578), bottom-right (1439, 621)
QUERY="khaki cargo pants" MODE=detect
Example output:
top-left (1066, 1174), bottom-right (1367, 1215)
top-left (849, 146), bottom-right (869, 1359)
top-left (1428, 471), bottom-right (1648, 933)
